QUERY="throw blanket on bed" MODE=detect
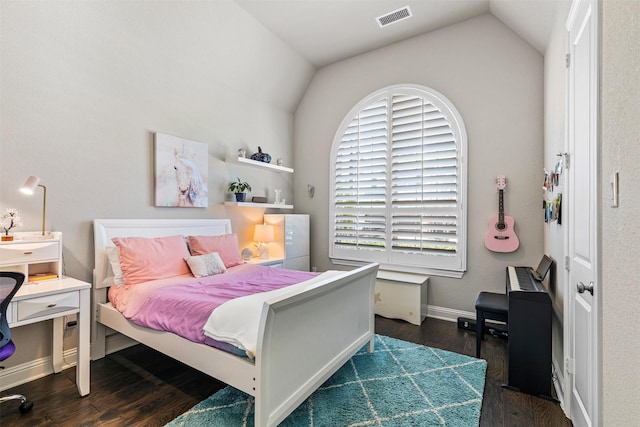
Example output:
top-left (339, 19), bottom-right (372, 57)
top-left (108, 263), bottom-right (319, 351)
top-left (203, 269), bottom-right (344, 358)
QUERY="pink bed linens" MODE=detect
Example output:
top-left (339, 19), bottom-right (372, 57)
top-left (108, 263), bottom-right (318, 350)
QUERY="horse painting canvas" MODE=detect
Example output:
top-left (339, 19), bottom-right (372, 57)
top-left (154, 133), bottom-right (208, 207)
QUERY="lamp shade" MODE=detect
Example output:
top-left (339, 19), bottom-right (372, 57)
top-left (253, 224), bottom-right (274, 243)
top-left (20, 176), bottom-right (41, 195)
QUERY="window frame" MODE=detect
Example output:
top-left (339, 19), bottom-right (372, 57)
top-left (329, 84), bottom-right (468, 278)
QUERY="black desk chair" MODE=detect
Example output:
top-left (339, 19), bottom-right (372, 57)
top-left (475, 291), bottom-right (508, 358)
top-left (0, 272), bottom-right (33, 414)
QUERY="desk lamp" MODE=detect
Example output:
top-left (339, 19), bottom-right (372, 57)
top-left (20, 176), bottom-right (47, 236)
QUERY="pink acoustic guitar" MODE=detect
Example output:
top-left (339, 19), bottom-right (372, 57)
top-left (485, 176), bottom-right (519, 253)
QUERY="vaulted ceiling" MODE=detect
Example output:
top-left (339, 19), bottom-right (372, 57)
top-left (236, 0), bottom-right (565, 67)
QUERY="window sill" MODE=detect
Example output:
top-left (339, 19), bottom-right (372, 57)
top-left (330, 258), bottom-right (465, 279)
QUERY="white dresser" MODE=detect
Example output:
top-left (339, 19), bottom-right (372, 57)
top-left (264, 214), bottom-right (310, 271)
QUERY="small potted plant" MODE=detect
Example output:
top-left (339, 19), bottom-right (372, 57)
top-left (1, 208), bottom-right (23, 241)
top-left (228, 177), bottom-right (252, 202)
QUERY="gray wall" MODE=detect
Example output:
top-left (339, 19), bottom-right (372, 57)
top-left (543, 0), bottom-right (571, 382)
top-left (601, 0), bottom-right (640, 423)
top-left (294, 14), bottom-right (544, 313)
top-left (541, 0), bottom-right (640, 422)
top-left (0, 0), bottom-right (314, 365)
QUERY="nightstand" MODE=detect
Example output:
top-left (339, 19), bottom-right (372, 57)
top-left (247, 257), bottom-right (285, 268)
top-left (0, 233), bottom-right (91, 396)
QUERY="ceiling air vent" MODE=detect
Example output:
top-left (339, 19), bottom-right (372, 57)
top-left (376, 6), bottom-right (412, 28)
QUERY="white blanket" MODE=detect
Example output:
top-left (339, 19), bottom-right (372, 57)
top-left (202, 270), bottom-right (343, 358)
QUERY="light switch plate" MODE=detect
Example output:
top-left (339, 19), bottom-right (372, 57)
top-left (610, 172), bottom-right (619, 207)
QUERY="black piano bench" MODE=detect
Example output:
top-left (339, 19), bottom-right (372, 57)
top-left (475, 291), bottom-right (508, 358)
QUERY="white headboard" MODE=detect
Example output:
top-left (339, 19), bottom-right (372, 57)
top-left (93, 218), bottom-right (232, 289)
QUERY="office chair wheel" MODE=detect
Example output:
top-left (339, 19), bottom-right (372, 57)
top-left (19, 399), bottom-right (33, 414)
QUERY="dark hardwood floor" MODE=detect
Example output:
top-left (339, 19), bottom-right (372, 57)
top-left (1, 316), bottom-right (572, 426)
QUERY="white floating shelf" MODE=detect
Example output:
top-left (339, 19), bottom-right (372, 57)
top-left (224, 202), bottom-right (294, 209)
top-left (235, 157), bottom-right (294, 173)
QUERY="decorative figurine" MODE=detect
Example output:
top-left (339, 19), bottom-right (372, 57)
top-left (1, 208), bottom-right (22, 241)
top-left (250, 147), bottom-right (271, 163)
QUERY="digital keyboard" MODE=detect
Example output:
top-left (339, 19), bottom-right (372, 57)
top-left (507, 266), bottom-right (543, 292)
top-left (504, 266), bottom-right (553, 399)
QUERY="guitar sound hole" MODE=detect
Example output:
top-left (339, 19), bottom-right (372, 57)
top-left (496, 224), bottom-right (506, 231)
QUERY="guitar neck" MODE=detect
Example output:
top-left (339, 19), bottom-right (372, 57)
top-left (498, 189), bottom-right (505, 224)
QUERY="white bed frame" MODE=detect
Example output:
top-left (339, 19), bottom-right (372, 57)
top-left (91, 219), bottom-right (378, 427)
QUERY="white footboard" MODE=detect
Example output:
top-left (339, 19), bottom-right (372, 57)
top-left (254, 263), bottom-right (378, 427)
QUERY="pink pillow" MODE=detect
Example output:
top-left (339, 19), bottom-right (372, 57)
top-left (112, 235), bottom-right (191, 285)
top-left (187, 234), bottom-right (243, 268)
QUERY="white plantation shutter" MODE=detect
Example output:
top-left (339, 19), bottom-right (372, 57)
top-left (330, 85), bottom-right (467, 276)
top-left (334, 99), bottom-right (388, 257)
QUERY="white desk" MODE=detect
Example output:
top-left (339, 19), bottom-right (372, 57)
top-left (7, 277), bottom-right (91, 396)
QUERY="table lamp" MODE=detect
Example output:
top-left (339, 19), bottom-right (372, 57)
top-left (20, 176), bottom-right (47, 236)
top-left (253, 223), bottom-right (274, 259)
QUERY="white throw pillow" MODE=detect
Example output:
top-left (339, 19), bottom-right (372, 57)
top-left (184, 252), bottom-right (227, 278)
top-left (105, 246), bottom-right (124, 287)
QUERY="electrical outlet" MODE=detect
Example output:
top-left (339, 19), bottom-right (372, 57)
top-left (457, 317), bottom-right (507, 337)
top-left (64, 314), bottom-right (77, 328)
top-left (457, 317), bottom-right (476, 331)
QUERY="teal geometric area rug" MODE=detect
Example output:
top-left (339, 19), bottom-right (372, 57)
top-left (166, 335), bottom-right (487, 427)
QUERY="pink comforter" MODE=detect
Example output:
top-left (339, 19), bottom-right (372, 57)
top-left (108, 263), bottom-right (318, 347)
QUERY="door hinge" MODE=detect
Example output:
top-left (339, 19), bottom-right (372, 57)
top-left (565, 357), bottom-right (575, 375)
top-left (566, 53), bottom-right (571, 68)
top-left (565, 256), bottom-right (571, 271)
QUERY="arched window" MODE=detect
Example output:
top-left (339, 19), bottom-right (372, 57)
top-left (329, 85), bottom-right (467, 277)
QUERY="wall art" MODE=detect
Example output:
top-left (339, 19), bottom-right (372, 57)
top-left (154, 132), bottom-right (208, 207)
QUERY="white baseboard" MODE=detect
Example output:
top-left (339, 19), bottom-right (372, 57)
top-left (425, 304), bottom-right (474, 323)
top-left (552, 356), bottom-right (568, 416)
top-left (104, 332), bottom-right (138, 355)
top-left (3, 306), bottom-right (561, 404)
top-left (0, 348), bottom-right (77, 392)
top-left (2, 306), bottom-right (458, 392)
top-left (0, 333), bottom-right (138, 392)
